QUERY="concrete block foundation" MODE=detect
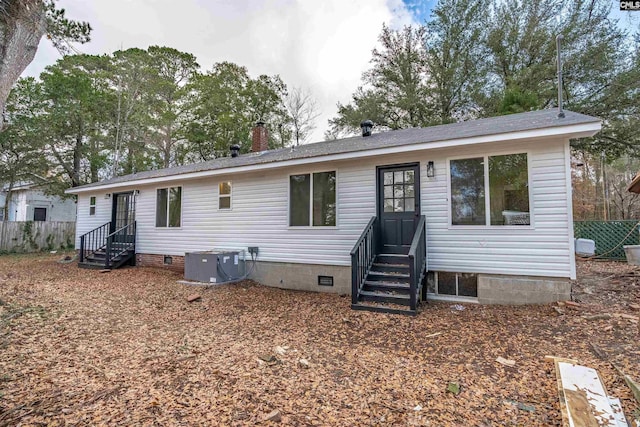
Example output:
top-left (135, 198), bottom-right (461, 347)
top-left (134, 253), bottom-right (569, 304)
top-left (251, 260), bottom-right (351, 295)
top-left (135, 253), bottom-right (350, 294)
top-left (477, 274), bottom-right (571, 304)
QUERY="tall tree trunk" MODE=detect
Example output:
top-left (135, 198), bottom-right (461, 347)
top-left (3, 178), bottom-right (14, 221)
top-left (72, 125), bottom-right (83, 187)
top-left (0, 1), bottom-right (47, 128)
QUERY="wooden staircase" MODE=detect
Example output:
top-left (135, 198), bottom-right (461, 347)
top-left (78, 222), bottom-right (136, 270)
top-left (351, 217), bottom-right (427, 315)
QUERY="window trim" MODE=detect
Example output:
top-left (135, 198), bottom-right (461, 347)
top-left (446, 150), bottom-right (534, 229)
top-left (287, 169), bottom-right (338, 229)
top-left (89, 196), bottom-right (96, 216)
top-left (154, 185), bottom-right (183, 229)
top-left (426, 271), bottom-right (479, 303)
top-left (218, 181), bottom-right (232, 211)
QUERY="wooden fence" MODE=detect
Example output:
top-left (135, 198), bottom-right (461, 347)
top-left (0, 221), bottom-right (76, 253)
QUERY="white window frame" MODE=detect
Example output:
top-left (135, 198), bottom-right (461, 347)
top-left (89, 196), bottom-right (96, 216)
top-left (446, 150), bottom-right (534, 229)
top-left (426, 271), bottom-right (479, 303)
top-left (218, 181), bottom-right (232, 210)
top-left (155, 185), bottom-right (183, 229)
top-left (288, 170), bottom-right (338, 228)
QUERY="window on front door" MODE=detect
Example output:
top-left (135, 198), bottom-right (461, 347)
top-left (383, 169), bottom-right (416, 212)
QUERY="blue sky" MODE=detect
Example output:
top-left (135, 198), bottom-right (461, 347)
top-left (400, 0), bottom-right (435, 22)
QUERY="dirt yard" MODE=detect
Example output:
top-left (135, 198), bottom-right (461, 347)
top-left (0, 254), bottom-right (638, 426)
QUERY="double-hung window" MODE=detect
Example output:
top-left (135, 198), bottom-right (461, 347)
top-left (219, 181), bottom-right (231, 209)
top-left (89, 196), bottom-right (96, 216)
top-left (156, 186), bottom-right (182, 227)
top-left (290, 171), bottom-right (336, 226)
top-left (449, 153), bottom-right (530, 226)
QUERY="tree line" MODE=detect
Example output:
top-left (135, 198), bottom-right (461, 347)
top-left (328, 0), bottom-right (639, 161)
top-left (1, 0), bottom-right (639, 221)
top-left (325, 0), bottom-right (639, 221)
top-left (0, 47), bottom-right (319, 198)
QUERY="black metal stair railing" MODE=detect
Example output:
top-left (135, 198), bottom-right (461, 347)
top-left (79, 222), bottom-right (110, 263)
top-left (408, 215), bottom-right (427, 311)
top-left (350, 216), bottom-right (378, 305)
top-left (105, 222), bottom-right (136, 269)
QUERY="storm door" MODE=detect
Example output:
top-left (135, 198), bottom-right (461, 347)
top-left (111, 192), bottom-right (136, 242)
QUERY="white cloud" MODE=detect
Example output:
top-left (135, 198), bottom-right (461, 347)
top-left (22, 0), bottom-right (417, 143)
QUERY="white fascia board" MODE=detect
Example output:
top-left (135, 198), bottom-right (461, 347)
top-left (66, 121), bottom-right (601, 194)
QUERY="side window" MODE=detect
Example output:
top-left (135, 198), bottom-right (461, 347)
top-left (219, 181), bottom-right (231, 210)
top-left (289, 172), bottom-right (336, 226)
top-left (449, 153), bottom-right (529, 226)
top-left (156, 187), bottom-right (182, 227)
top-left (89, 196), bottom-right (96, 216)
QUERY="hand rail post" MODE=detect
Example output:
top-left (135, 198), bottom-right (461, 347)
top-left (79, 235), bottom-right (85, 263)
top-left (409, 253), bottom-right (416, 311)
top-left (351, 252), bottom-right (358, 305)
top-left (105, 234), bottom-right (111, 269)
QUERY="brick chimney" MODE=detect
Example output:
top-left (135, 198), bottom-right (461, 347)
top-left (251, 121), bottom-right (268, 152)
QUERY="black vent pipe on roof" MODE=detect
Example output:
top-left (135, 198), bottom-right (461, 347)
top-left (230, 144), bottom-right (240, 158)
top-left (361, 120), bottom-right (373, 137)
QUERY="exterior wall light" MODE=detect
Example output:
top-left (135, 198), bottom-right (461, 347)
top-left (427, 161), bottom-right (435, 177)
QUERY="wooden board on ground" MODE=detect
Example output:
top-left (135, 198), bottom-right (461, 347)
top-left (554, 360), bottom-right (627, 427)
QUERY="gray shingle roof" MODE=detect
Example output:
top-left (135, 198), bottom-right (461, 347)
top-left (73, 109), bottom-right (598, 190)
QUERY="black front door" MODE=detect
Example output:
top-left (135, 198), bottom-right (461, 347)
top-left (377, 163), bottom-right (421, 254)
top-left (111, 192), bottom-right (136, 241)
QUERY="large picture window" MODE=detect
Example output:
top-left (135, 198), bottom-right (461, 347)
top-left (290, 171), bottom-right (336, 226)
top-left (156, 186), bottom-right (182, 227)
top-left (450, 153), bottom-right (529, 226)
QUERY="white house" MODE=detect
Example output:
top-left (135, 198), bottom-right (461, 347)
top-left (1, 182), bottom-right (76, 222)
top-left (66, 110), bottom-right (601, 314)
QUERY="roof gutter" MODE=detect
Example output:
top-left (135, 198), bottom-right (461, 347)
top-left (66, 121), bottom-right (601, 194)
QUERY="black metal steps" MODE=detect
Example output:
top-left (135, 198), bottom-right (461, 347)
top-left (363, 280), bottom-right (411, 293)
top-left (353, 254), bottom-right (420, 315)
top-left (78, 222), bottom-right (137, 271)
top-left (79, 249), bottom-right (135, 270)
top-left (77, 261), bottom-right (107, 270)
top-left (359, 290), bottom-right (410, 305)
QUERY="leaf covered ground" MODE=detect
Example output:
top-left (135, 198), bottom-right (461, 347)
top-left (0, 254), bottom-right (638, 426)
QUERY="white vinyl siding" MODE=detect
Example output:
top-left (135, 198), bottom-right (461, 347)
top-left (75, 193), bottom-right (112, 247)
top-left (424, 139), bottom-right (572, 278)
top-left (74, 137), bottom-right (574, 278)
